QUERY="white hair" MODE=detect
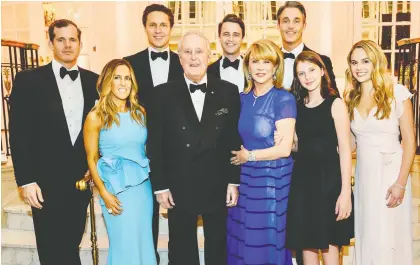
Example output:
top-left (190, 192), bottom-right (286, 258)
top-left (177, 31), bottom-right (211, 55)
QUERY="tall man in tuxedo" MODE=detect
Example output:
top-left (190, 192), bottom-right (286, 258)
top-left (9, 19), bottom-right (98, 265)
top-left (124, 3), bottom-right (183, 110)
top-left (123, 5), bottom-right (184, 262)
top-left (277, 3), bottom-right (338, 265)
top-left (208, 14), bottom-right (247, 93)
top-left (277, 1), bottom-right (337, 92)
top-left (148, 31), bottom-right (241, 265)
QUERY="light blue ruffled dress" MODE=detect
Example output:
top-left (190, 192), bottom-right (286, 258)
top-left (97, 112), bottom-right (156, 265)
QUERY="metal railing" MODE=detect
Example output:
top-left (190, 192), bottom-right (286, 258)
top-left (1, 39), bottom-right (39, 157)
top-left (397, 37), bottom-right (420, 154)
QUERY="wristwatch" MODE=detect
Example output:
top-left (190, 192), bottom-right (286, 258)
top-left (248, 150), bottom-right (256, 161)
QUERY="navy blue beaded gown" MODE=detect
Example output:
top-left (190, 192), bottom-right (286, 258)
top-left (227, 87), bottom-right (296, 265)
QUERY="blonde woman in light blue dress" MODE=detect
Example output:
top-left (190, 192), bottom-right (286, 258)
top-left (84, 59), bottom-right (156, 265)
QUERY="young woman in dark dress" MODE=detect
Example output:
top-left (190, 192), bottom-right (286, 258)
top-left (286, 51), bottom-right (354, 265)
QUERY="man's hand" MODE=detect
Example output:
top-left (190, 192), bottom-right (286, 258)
top-left (21, 184), bottom-right (44, 209)
top-left (156, 190), bottom-right (175, 209)
top-left (226, 185), bottom-right (239, 207)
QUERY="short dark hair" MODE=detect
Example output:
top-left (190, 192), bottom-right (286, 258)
top-left (218, 14), bottom-right (245, 38)
top-left (276, 1), bottom-right (307, 24)
top-left (142, 4), bottom-right (174, 28)
top-left (48, 19), bottom-right (81, 42)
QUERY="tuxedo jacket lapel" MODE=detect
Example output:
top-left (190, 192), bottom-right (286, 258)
top-left (176, 79), bottom-right (200, 128)
top-left (200, 77), bottom-right (220, 126)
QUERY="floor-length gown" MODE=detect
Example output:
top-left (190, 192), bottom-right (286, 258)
top-left (351, 84), bottom-right (412, 265)
top-left (97, 112), bottom-right (157, 265)
top-left (227, 87), bottom-right (295, 265)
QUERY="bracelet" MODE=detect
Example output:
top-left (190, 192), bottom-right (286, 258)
top-left (248, 150), bottom-right (256, 161)
top-left (393, 183), bottom-right (406, 190)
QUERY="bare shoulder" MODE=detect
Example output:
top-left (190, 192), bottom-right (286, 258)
top-left (331, 98), bottom-right (348, 118)
top-left (85, 110), bottom-right (101, 128)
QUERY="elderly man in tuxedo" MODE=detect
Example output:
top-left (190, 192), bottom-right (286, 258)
top-left (9, 19), bottom-right (98, 265)
top-left (148, 31), bottom-right (242, 265)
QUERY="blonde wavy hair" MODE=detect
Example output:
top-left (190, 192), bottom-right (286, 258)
top-left (243, 39), bottom-right (284, 94)
top-left (344, 40), bottom-right (394, 121)
top-left (93, 59), bottom-right (145, 129)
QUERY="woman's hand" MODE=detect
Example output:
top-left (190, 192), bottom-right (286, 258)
top-left (386, 183), bottom-right (406, 208)
top-left (231, 145), bottom-right (250, 165)
top-left (100, 190), bottom-right (123, 216)
top-left (335, 191), bottom-right (352, 221)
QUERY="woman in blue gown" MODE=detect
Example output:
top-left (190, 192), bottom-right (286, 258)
top-left (228, 39), bottom-right (296, 265)
top-left (84, 59), bottom-right (156, 265)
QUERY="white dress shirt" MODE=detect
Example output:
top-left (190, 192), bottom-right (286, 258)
top-left (22, 59), bottom-right (84, 188)
top-left (154, 74), bottom-right (238, 195)
top-left (219, 56), bottom-right (245, 93)
top-left (148, 46), bottom-right (170, 87)
top-left (282, 42), bottom-right (304, 89)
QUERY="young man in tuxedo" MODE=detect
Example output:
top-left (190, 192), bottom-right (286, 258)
top-left (277, 1), bottom-right (337, 92)
top-left (208, 14), bottom-right (247, 93)
top-left (148, 31), bottom-right (241, 265)
top-left (124, 3), bottom-right (183, 111)
top-left (9, 19), bottom-right (98, 265)
top-left (123, 4), bottom-right (184, 262)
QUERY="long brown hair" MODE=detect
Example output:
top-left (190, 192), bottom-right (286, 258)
top-left (93, 59), bottom-right (145, 129)
top-left (291, 51), bottom-right (337, 104)
top-left (243, 39), bottom-right (284, 93)
top-left (344, 40), bottom-right (394, 121)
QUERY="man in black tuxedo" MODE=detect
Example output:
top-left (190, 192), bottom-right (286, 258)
top-left (276, 2), bottom-right (338, 265)
top-left (9, 19), bottom-right (98, 265)
top-left (277, 1), bottom-right (337, 93)
top-left (124, 4), bottom-right (183, 111)
top-left (148, 31), bottom-right (241, 265)
top-left (123, 5), bottom-right (183, 262)
top-left (207, 14), bottom-right (247, 92)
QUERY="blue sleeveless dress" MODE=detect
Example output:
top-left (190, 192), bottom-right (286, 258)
top-left (97, 112), bottom-right (156, 265)
top-left (227, 88), bottom-right (295, 265)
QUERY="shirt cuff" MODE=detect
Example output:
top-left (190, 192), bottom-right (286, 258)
top-left (21, 182), bottom-right (37, 188)
top-left (228, 183), bottom-right (240, 187)
top-left (154, 189), bottom-right (170, 194)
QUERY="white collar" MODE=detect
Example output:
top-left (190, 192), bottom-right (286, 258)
top-left (148, 46), bottom-right (170, 55)
top-left (221, 55), bottom-right (242, 63)
top-left (184, 74), bottom-right (207, 87)
top-left (281, 42), bottom-right (305, 57)
top-left (52, 59), bottom-right (78, 77)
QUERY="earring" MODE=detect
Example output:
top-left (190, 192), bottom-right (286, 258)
top-left (247, 73), bottom-right (252, 81)
top-left (272, 74), bottom-right (277, 81)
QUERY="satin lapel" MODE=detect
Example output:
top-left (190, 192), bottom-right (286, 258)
top-left (168, 51), bottom-right (181, 81)
top-left (43, 63), bottom-right (73, 147)
top-left (79, 68), bottom-right (93, 125)
top-left (141, 51), bottom-right (154, 88)
top-left (200, 77), bottom-right (220, 126)
top-left (214, 57), bottom-right (222, 78)
top-left (176, 79), bottom-right (200, 128)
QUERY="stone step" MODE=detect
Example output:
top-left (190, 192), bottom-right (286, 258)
top-left (3, 200), bottom-right (205, 236)
top-left (1, 229), bottom-right (205, 265)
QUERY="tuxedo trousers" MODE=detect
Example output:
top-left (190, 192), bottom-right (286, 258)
top-left (168, 207), bottom-right (227, 265)
top-left (31, 189), bottom-right (90, 265)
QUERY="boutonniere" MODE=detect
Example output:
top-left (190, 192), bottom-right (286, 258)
top-left (215, 108), bottom-right (228, 116)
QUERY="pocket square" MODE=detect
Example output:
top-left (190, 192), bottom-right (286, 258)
top-left (215, 108), bottom-right (228, 116)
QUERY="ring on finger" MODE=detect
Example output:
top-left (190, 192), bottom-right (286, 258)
top-left (107, 208), bottom-right (113, 214)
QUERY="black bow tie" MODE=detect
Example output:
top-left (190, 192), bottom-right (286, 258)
top-left (151, 51), bottom-right (168, 61)
top-left (283, 52), bottom-right (295, 60)
top-left (60, 66), bottom-right (79, 81)
top-left (189, 83), bottom-right (207, 93)
top-left (222, 58), bottom-right (240, 70)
